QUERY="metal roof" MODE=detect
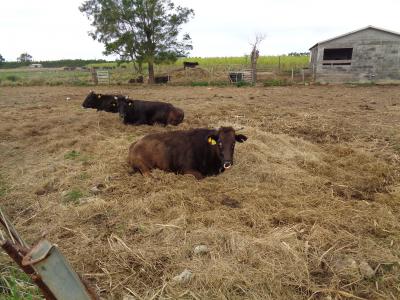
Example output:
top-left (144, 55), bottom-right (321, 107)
top-left (309, 26), bottom-right (400, 50)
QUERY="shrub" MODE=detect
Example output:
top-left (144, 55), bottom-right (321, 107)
top-left (27, 78), bottom-right (46, 86)
top-left (5, 75), bottom-right (19, 82)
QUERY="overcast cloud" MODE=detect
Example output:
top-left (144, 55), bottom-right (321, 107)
top-left (1, 0), bottom-right (399, 61)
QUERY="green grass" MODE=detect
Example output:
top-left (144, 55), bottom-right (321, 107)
top-left (263, 79), bottom-right (291, 86)
top-left (0, 55), bottom-right (309, 86)
top-left (191, 81), bottom-right (209, 86)
top-left (0, 266), bottom-right (42, 300)
top-left (64, 150), bottom-right (80, 160)
top-left (63, 188), bottom-right (84, 204)
top-left (235, 81), bottom-right (253, 87)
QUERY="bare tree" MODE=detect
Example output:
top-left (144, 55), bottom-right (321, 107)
top-left (250, 34), bottom-right (265, 85)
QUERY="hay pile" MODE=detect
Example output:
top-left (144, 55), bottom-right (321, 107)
top-left (167, 67), bottom-right (229, 84)
top-left (1, 85), bottom-right (400, 299)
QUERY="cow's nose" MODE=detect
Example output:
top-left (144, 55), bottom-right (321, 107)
top-left (223, 162), bottom-right (232, 169)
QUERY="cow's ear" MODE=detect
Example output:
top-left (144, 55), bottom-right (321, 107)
top-left (207, 134), bottom-right (218, 145)
top-left (235, 134), bottom-right (247, 143)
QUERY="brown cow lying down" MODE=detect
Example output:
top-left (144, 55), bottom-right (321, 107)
top-left (128, 127), bottom-right (248, 179)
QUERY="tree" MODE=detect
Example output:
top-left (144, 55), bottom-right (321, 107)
top-left (250, 34), bottom-right (265, 85)
top-left (0, 54), bottom-right (4, 66)
top-left (17, 53), bottom-right (33, 62)
top-left (80, 0), bottom-right (194, 83)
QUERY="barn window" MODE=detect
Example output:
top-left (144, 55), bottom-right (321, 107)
top-left (322, 48), bottom-right (352, 65)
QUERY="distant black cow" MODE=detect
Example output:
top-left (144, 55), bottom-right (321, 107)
top-left (128, 127), bottom-right (247, 179)
top-left (183, 62), bottom-right (199, 69)
top-left (118, 98), bottom-right (184, 126)
top-left (82, 91), bottom-right (123, 113)
top-left (154, 76), bottom-right (169, 84)
top-left (128, 76), bottom-right (144, 84)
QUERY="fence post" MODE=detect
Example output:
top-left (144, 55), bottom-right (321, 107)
top-left (291, 68), bottom-right (294, 82)
top-left (91, 68), bottom-right (98, 85)
top-left (278, 56), bottom-right (281, 74)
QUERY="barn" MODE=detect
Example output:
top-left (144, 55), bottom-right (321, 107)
top-left (309, 26), bottom-right (400, 83)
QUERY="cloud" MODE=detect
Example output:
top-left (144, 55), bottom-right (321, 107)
top-left (1, 0), bottom-right (399, 60)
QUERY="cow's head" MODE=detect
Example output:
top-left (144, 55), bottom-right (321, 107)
top-left (207, 127), bottom-right (247, 169)
top-left (102, 96), bottom-right (120, 113)
top-left (168, 107), bottom-right (184, 126)
top-left (117, 97), bottom-right (134, 118)
top-left (82, 91), bottom-right (101, 109)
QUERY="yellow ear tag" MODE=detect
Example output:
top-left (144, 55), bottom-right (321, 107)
top-left (208, 137), bottom-right (217, 145)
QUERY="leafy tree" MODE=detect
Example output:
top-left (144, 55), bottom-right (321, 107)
top-left (17, 53), bottom-right (33, 62)
top-left (80, 0), bottom-right (194, 83)
top-left (0, 54), bottom-right (4, 64)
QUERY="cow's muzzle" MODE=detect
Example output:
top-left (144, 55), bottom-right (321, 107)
top-left (223, 162), bottom-right (232, 169)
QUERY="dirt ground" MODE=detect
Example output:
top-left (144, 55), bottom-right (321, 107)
top-left (1, 84), bottom-right (400, 299)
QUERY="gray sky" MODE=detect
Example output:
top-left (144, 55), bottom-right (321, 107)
top-left (1, 0), bottom-right (400, 61)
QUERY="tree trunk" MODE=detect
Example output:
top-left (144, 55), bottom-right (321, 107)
top-left (148, 61), bottom-right (154, 84)
top-left (251, 47), bottom-right (259, 85)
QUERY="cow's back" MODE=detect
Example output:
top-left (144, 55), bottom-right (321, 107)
top-left (128, 129), bottom-right (210, 173)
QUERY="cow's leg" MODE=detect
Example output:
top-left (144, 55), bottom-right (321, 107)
top-left (185, 170), bottom-right (204, 180)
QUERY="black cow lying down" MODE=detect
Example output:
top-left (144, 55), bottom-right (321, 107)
top-left (118, 98), bottom-right (184, 126)
top-left (128, 127), bottom-right (248, 179)
top-left (183, 61), bottom-right (199, 69)
top-left (82, 91), bottom-right (124, 113)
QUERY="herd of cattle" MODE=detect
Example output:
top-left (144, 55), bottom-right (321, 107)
top-left (82, 91), bottom-right (247, 179)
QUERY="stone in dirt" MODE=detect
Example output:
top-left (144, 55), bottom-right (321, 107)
top-left (172, 269), bottom-right (193, 284)
top-left (359, 260), bottom-right (375, 278)
top-left (194, 245), bottom-right (209, 255)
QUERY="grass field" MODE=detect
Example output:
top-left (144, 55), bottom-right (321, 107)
top-left (87, 56), bottom-right (309, 70)
top-left (0, 55), bottom-right (309, 87)
top-left (1, 85), bottom-right (400, 299)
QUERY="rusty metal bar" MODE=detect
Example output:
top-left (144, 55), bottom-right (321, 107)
top-left (21, 239), bottom-right (99, 300)
top-left (1, 240), bottom-right (57, 300)
top-left (1, 206), bottom-right (99, 300)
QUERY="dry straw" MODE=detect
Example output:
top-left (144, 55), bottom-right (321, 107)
top-left (0, 85), bottom-right (399, 299)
